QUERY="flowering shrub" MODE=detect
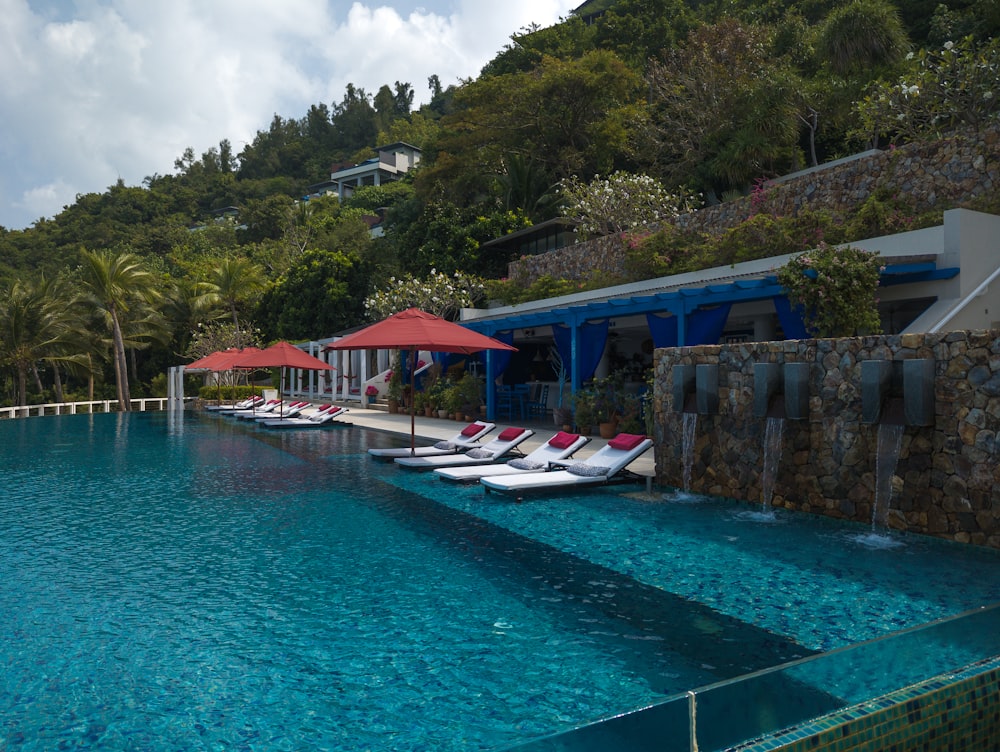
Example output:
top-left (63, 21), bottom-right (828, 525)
top-left (560, 171), bottom-right (701, 240)
top-left (365, 385), bottom-right (379, 396)
top-left (364, 269), bottom-right (486, 320)
top-left (855, 36), bottom-right (1000, 143)
top-left (776, 243), bottom-right (883, 337)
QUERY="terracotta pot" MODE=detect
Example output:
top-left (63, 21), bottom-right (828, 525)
top-left (599, 421), bottom-right (617, 439)
top-left (387, 399), bottom-right (399, 414)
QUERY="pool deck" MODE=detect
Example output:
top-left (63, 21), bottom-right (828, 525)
top-left (337, 405), bottom-right (657, 483)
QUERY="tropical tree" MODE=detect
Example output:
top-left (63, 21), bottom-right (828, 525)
top-left (207, 257), bottom-right (265, 344)
top-left (76, 249), bottom-right (162, 410)
top-left (161, 277), bottom-right (225, 359)
top-left (423, 51), bottom-right (644, 205)
top-left (644, 20), bottom-right (804, 197)
top-left (255, 249), bottom-right (371, 340)
top-left (0, 278), bottom-right (59, 405)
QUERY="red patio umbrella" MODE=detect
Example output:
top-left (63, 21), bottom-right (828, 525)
top-left (325, 308), bottom-right (516, 453)
top-left (233, 341), bottom-right (335, 418)
top-left (186, 347), bottom-right (264, 404)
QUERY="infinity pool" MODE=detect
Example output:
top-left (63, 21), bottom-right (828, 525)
top-left (1, 412), bottom-right (998, 750)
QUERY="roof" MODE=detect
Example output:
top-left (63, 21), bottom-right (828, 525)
top-left (461, 257), bottom-right (956, 335)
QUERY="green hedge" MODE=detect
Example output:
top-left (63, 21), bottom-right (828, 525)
top-left (197, 385), bottom-right (262, 401)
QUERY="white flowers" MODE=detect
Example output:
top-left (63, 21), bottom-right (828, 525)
top-left (364, 269), bottom-right (487, 320)
top-left (559, 171), bottom-right (701, 239)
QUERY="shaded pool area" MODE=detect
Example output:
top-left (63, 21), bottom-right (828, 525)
top-left (1, 412), bottom-right (998, 750)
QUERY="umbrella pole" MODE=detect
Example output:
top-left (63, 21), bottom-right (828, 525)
top-left (410, 351), bottom-right (416, 455)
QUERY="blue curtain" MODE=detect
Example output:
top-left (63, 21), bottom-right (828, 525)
top-left (552, 320), bottom-right (609, 383)
top-left (773, 296), bottom-right (810, 339)
top-left (488, 330), bottom-right (515, 382)
top-left (646, 313), bottom-right (678, 348)
top-left (687, 303), bottom-right (732, 345)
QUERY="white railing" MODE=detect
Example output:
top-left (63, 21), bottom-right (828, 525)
top-left (0, 398), bottom-right (170, 420)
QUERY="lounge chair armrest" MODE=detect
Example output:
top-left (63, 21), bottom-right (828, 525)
top-left (548, 459), bottom-right (575, 469)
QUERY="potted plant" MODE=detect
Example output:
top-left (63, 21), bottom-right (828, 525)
top-left (365, 385), bottom-right (379, 405)
top-left (456, 372), bottom-right (483, 421)
top-left (571, 388), bottom-right (595, 435)
top-left (386, 352), bottom-right (403, 413)
top-left (590, 370), bottom-right (629, 438)
top-left (440, 383), bottom-right (464, 419)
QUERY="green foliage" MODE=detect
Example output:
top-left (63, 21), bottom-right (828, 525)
top-left (776, 242), bottom-right (883, 337)
top-left (343, 181), bottom-right (415, 215)
top-left (423, 50), bottom-right (644, 205)
top-left (485, 271), bottom-right (621, 306)
top-left (644, 19), bottom-right (805, 197)
top-left (255, 249), bottom-right (370, 341)
top-left (197, 384), bottom-right (260, 401)
top-left (387, 201), bottom-right (530, 278)
top-left (855, 36), bottom-right (1000, 144)
top-left (841, 188), bottom-right (928, 238)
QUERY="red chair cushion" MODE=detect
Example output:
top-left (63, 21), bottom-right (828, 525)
top-left (460, 423), bottom-right (484, 437)
top-left (548, 431), bottom-right (580, 449)
top-left (608, 433), bottom-right (646, 451)
top-left (498, 427), bottom-right (526, 441)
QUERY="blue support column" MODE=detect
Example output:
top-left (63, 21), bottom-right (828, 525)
top-left (570, 322), bottom-right (581, 395)
top-left (485, 349), bottom-right (496, 421)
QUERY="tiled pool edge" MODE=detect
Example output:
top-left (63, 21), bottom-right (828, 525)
top-left (733, 655), bottom-right (1000, 751)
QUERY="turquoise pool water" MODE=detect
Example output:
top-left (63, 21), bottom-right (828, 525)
top-left (1, 412), bottom-right (998, 750)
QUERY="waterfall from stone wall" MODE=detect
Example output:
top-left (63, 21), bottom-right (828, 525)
top-left (872, 423), bottom-right (905, 533)
top-left (760, 416), bottom-right (785, 509)
top-left (682, 412), bottom-right (697, 491)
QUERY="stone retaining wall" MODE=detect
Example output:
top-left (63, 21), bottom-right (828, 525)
top-left (511, 127), bottom-right (1000, 285)
top-left (651, 330), bottom-right (1000, 548)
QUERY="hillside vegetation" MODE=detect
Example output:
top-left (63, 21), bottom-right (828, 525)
top-left (1, 0), bottom-right (998, 407)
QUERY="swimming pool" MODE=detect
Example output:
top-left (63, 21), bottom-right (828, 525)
top-left (2, 412), bottom-right (998, 750)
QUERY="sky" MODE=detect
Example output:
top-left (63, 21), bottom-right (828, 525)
top-left (0, 0), bottom-right (580, 231)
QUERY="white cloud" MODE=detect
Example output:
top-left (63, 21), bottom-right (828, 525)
top-left (0, 0), bottom-right (578, 230)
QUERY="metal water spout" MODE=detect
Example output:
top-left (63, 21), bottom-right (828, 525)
top-left (696, 364), bottom-right (719, 415)
top-left (784, 362), bottom-right (810, 420)
top-left (753, 363), bottom-right (784, 419)
top-left (672, 365), bottom-right (697, 413)
top-left (862, 359), bottom-right (935, 426)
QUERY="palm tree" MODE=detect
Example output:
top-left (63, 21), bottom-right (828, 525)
top-left (77, 249), bottom-right (161, 410)
top-left (0, 276), bottom-right (88, 406)
top-left (817, 0), bottom-right (910, 77)
top-left (162, 278), bottom-right (225, 358)
top-left (208, 257), bottom-right (265, 346)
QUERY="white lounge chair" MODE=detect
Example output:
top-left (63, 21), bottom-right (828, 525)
top-left (261, 404), bottom-right (349, 428)
top-left (206, 395), bottom-right (263, 412)
top-left (434, 431), bottom-right (590, 483)
top-left (249, 400), bottom-right (310, 421)
top-left (480, 434), bottom-right (653, 496)
top-left (223, 399), bottom-right (283, 417)
top-left (236, 399), bottom-right (287, 420)
top-left (394, 427), bottom-right (534, 470)
top-left (367, 421), bottom-right (496, 459)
